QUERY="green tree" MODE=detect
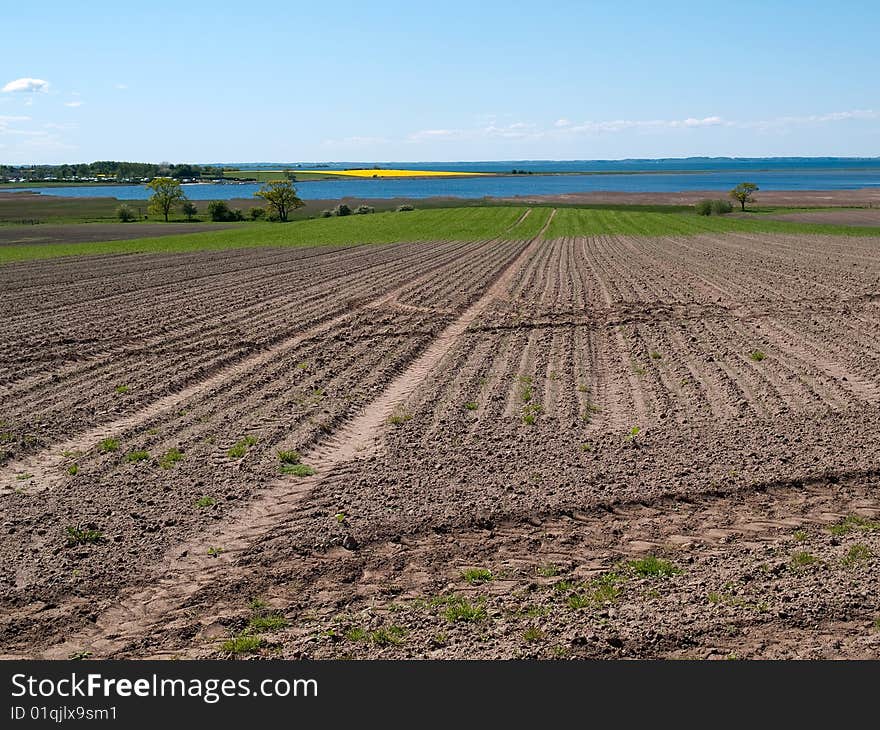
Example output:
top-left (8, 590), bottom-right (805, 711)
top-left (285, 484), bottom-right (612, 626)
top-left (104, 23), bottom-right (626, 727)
top-left (146, 177), bottom-right (187, 221)
top-left (729, 182), bottom-right (759, 211)
top-left (254, 179), bottom-right (304, 222)
top-left (207, 200), bottom-right (232, 221)
top-left (181, 201), bottom-right (198, 221)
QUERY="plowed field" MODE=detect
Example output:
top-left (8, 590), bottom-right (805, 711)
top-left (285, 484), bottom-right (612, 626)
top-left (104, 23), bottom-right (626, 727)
top-left (2, 214), bottom-right (879, 660)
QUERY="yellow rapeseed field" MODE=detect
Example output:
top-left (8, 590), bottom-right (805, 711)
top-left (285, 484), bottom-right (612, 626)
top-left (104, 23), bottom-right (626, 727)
top-left (306, 168), bottom-right (484, 178)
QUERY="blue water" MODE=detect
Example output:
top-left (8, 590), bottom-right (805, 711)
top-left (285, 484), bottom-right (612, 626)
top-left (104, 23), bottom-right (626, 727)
top-left (8, 158), bottom-right (880, 201)
top-left (225, 157), bottom-right (880, 174)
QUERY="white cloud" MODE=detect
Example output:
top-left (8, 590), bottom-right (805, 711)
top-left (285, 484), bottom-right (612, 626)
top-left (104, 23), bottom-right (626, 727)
top-left (2, 77), bottom-right (49, 93)
top-left (318, 108), bottom-right (880, 155)
top-left (408, 122), bottom-right (540, 143)
top-left (679, 116), bottom-right (723, 127)
top-left (64, 101), bottom-right (84, 108)
top-left (739, 109), bottom-right (879, 131)
top-left (564, 116), bottom-right (725, 134)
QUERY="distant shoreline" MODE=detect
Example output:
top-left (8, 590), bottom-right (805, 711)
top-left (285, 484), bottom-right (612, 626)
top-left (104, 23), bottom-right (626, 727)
top-left (6, 164), bottom-right (880, 190)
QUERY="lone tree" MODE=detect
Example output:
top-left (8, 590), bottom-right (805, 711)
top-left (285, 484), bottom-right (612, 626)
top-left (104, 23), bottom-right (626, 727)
top-left (146, 177), bottom-right (187, 221)
top-left (254, 179), bottom-right (304, 222)
top-left (730, 182), bottom-right (759, 211)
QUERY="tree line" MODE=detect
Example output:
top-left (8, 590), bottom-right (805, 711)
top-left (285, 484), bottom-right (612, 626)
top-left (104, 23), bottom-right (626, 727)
top-left (132, 177), bottom-right (305, 223)
top-left (0, 161), bottom-right (224, 183)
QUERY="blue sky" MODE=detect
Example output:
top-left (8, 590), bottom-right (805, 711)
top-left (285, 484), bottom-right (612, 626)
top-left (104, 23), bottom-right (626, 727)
top-left (2, 0), bottom-right (878, 164)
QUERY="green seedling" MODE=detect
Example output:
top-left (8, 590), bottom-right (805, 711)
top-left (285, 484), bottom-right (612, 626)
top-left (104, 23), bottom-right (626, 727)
top-left (387, 404), bottom-right (413, 425)
top-left (221, 635), bottom-right (262, 655)
top-left (98, 437), bottom-right (119, 453)
top-left (159, 447), bottom-right (184, 469)
top-left (829, 514), bottom-right (880, 536)
top-left (227, 435), bottom-right (258, 459)
top-left (65, 526), bottom-right (104, 546)
top-left (462, 568), bottom-right (493, 585)
top-left (277, 450), bottom-right (302, 465)
top-left (624, 555), bottom-right (679, 577)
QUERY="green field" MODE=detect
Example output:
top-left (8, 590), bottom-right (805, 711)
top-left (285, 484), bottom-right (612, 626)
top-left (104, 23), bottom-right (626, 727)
top-left (545, 207), bottom-right (880, 238)
top-left (2, 205), bottom-right (880, 265)
top-left (0, 194), bottom-right (140, 225)
top-left (0, 207), bottom-right (533, 263)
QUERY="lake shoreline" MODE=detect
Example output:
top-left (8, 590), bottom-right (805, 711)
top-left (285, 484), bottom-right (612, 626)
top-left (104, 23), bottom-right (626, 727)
top-left (3, 188), bottom-right (879, 209)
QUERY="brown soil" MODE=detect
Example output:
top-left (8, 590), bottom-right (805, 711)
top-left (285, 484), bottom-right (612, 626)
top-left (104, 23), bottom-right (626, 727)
top-left (0, 223), bottom-right (234, 247)
top-left (2, 216), bottom-right (880, 660)
top-left (497, 189), bottom-right (880, 207)
top-left (762, 208), bottom-right (880, 226)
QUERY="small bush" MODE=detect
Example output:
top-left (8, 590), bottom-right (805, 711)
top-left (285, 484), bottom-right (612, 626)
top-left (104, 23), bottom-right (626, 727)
top-left (116, 204), bottom-right (136, 222)
top-left (249, 207), bottom-right (266, 220)
top-left (396, 204), bottom-right (415, 212)
top-left (182, 201), bottom-right (198, 221)
top-left (195, 496), bottom-right (216, 508)
top-left (333, 203), bottom-right (352, 217)
top-left (207, 200), bottom-right (243, 222)
top-left (750, 350), bottom-right (766, 362)
top-left (319, 209), bottom-right (333, 218)
top-left (696, 199), bottom-right (733, 216)
top-left (67, 463), bottom-right (79, 476)
top-left (125, 450), bottom-right (150, 463)
top-left (711, 199), bottom-right (733, 215)
top-left (354, 204), bottom-right (375, 215)
top-left (207, 200), bottom-right (231, 221)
